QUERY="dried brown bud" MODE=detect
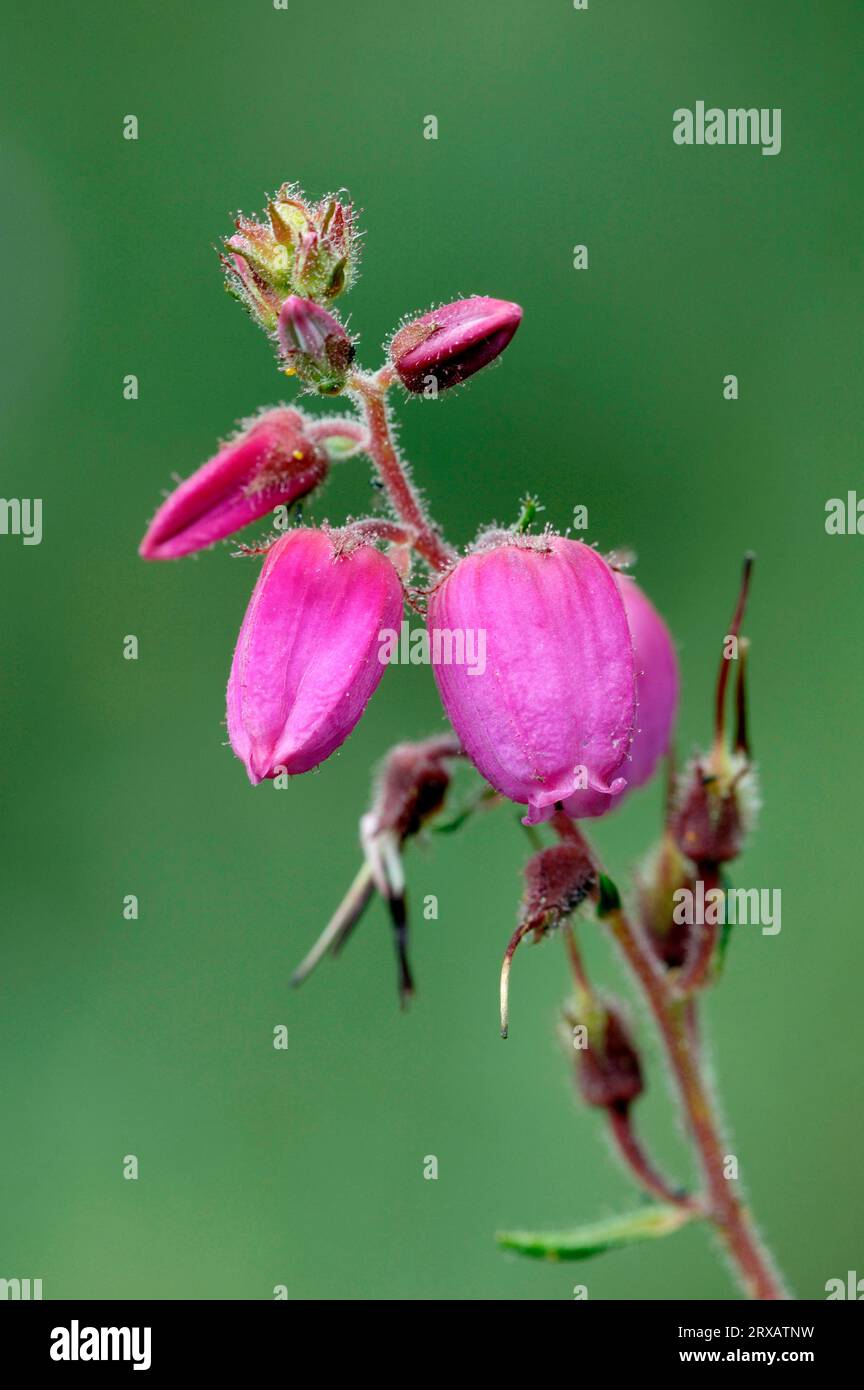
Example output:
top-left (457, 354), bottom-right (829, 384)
top-left (520, 842), bottom-right (596, 932)
top-left (292, 735), bottom-right (461, 1006)
top-left (500, 844), bottom-right (595, 1039)
top-left (672, 758), bottom-right (755, 867)
top-left (568, 1001), bottom-right (643, 1110)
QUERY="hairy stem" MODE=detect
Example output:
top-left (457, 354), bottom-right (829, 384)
top-left (348, 372), bottom-right (455, 572)
top-left (676, 861), bottom-right (720, 994)
top-left (553, 814), bottom-right (787, 1299)
top-left (606, 906), bottom-right (788, 1299)
top-left (606, 1103), bottom-right (699, 1212)
top-left (305, 416), bottom-right (369, 451)
top-left (563, 920), bottom-right (695, 1213)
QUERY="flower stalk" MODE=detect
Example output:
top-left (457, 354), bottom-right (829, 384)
top-left (347, 372), bottom-right (455, 572)
top-left (557, 814), bottom-right (788, 1300)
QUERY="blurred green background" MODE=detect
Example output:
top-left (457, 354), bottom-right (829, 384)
top-left (2, 0), bottom-right (861, 1300)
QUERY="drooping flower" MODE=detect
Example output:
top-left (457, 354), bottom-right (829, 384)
top-left (427, 535), bottom-right (637, 824)
top-left (227, 528), bottom-right (403, 783)
top-left (389, 296), bottom-right (522, 393)
top-left (139, 409), bottom-right (327, 560)
top-left (613, 575), bottom-right (680, 791)
top-left (557, 573), bottom-right (679, 818)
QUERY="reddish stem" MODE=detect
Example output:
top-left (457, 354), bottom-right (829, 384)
top-left (607, 1104), bottom-right (698, 1212)
top-left (349, 374), bottom-right (455, 572)
top-left (607, 910), bottom-right (787, 1299)
top-left (563, 920), bottom-right (693, 1212)
top-left (676, 861), bottom-right (720, 994)
top-left (552, 815), bottom-right (788, 1300)
top-left (562, 922), bottom-right (592, 995)
top-left (713, 553), bottom-right (753, 756)
top-left (341, 518), bottom-right (417, 547)
top-left (306, 416), bottom-right (369, 450)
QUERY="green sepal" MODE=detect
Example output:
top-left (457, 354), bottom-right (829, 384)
top-left (596, 873), bottom-right (621, 917)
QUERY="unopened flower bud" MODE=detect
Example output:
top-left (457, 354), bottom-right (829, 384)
top-left (220, 246), bottom-right (285, 334)
top-left (389, 296), bottom-right (522, 393)
top-left (567, 1000), bottom-right (643, 1110)
top-left (222, 184), bottom-right (358, 331)
top-left (636, 834), bottom-right (694, 969)
top-left (428, 535), bottom-right (636, 825)
top-left (227, 528), bottom-right (403, 783)
top-left (277, 296), bottom-right (354, 394)
top-left (139, 408), bottom-right (328, 560)
top-left (520, 843), bottom-right (596, 930)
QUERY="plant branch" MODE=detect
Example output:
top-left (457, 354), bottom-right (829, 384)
top-left (554, 816), bottom-right (788, 1300)
top-left (676, 861), bottom-right (720, 995)
top-left (347, 372), bottom-right (456, 572)
top-left (606, 1103), bottom-right (700, 1212)
top-left (607, 909), bottom-right (788, 1299)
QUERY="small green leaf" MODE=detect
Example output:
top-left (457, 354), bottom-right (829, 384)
top-left (432, 806), bottom-right (474, 834)
top-left (433, 786), bottom-right (498, 835)
top-left (596, 873), bottom-right (621, 917)
top-left (496, 1203), bottom-right (696, 1262)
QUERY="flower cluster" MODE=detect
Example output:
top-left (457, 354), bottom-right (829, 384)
top-left (140, 181), bottom-right (781, 1300)
top-left (139, 179), bottom-right (694, 997)
top-left (139, 183), bottom-right (762, 1013)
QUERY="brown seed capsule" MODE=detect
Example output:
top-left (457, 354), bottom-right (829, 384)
top-left (570, 1002), bottom-right (643, 1110)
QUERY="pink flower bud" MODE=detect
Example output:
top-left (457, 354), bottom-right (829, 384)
top-left (227, 529), bottom-right (404, 783)
top-left (221, 185), bottom-right (358, 330)
top-left (277, 296), bottom-right (354, 394)
top-left (427, 537), bottom-right (636, 824)
top-left (389, 296), bottom-right (522, 393)
top-left (139, 409), bottom-right (327, 561)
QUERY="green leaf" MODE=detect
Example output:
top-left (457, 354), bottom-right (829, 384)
top-left (496, 1203), bottom-right (696, 1262)
top-left (432, 786), bottom-right (498, 834)
top-left (432, 805), bottom-right (475, 835)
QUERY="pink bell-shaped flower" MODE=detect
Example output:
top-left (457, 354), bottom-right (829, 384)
top-left (615, 575), bottom-right (679, 791)
top-left (139, 408), bottom-right (327, 560)
top-left (227, 528), bottom-right (404, 783)
top-left (557, 572), bottom-right (679, 818)
top-left (427, 536), bottom-right (637, 824)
